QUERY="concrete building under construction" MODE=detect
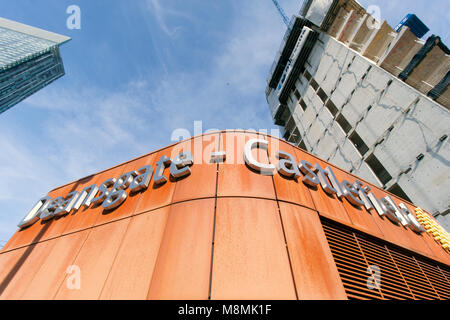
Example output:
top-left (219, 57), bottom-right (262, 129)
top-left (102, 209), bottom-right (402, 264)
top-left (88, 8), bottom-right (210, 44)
top-left (265, 0), bottom-right (450, 230)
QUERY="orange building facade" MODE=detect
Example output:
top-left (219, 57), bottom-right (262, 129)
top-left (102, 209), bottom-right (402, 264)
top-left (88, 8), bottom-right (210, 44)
top-left (0, 131), bottom-right (449, 300)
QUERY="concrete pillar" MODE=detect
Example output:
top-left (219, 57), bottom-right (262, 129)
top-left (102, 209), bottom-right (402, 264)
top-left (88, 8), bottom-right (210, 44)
top-left (338, 11), bottom-right (364, 45)
top-left (406, 46), bottom-right (450, 95)
top-left (349, 15), bottom-right (377, 53)
top-left (362, 21), bottom-right (397, 63)
top-left (378, 26), bottom-right (424, 77)
top-left (328, 7), bottom-right (351, 38)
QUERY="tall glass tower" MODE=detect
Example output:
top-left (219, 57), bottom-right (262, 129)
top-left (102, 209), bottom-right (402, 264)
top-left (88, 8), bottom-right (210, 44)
top-left (0, 17), bottom-right (70, 114)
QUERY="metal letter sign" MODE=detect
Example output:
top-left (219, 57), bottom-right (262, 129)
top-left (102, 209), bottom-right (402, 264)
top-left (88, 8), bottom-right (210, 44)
top-left (18, 141), bottom-right (425, 235)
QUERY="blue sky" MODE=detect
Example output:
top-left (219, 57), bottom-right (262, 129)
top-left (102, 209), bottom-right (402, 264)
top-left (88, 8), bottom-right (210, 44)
top-left (0, 0), bottom-right (448, 244)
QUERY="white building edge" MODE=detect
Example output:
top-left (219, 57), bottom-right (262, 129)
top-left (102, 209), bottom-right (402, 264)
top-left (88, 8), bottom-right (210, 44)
top-left (0, 17), bottom-right (70, 44)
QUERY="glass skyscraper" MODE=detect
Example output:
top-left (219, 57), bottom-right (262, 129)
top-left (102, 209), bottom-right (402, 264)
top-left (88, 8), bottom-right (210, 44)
top-left (0, 17), bottom-right (70, 114)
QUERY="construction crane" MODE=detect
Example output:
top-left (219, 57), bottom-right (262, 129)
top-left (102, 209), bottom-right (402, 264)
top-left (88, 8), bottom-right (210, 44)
top-left (271, 0), bottom-right (290, 27)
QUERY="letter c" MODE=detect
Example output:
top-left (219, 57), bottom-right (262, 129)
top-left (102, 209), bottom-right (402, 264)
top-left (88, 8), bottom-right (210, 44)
top-left (243, 139), bottom-right (275, 175)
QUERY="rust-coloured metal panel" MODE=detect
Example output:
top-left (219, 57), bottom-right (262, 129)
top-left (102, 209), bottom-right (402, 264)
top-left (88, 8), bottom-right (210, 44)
top-left (365, 184), bottom-right (442, 262)
top-left (326, 164), bottom-right (386, 239)
top-left (0, 246), bottom-right (27, 295)
top-left (265, 137), bottom-right (315, 210)
top-left (292, 147), bottom-right (352, 225)
top-left (278, 203), bottom-right (348, 300)
top-left (0, 239), bottom-right (56, 299)
top-left (172, 134), bottom-right (219, 203)
top-left (20, 230), bottom-right (90, 299)
top-left (48, 174), bottom-right (97, 236)
top-left (1, 131), bottom-right (448, 300)
top-left (100, 207), bottom-right (169, 299)
top-left (134, 146), bottom-right (178, 214)
top-left (1, 217), bottom-right (50, 253)
top-left (94, 153), bottom-right (155, 226)
top-left (217, 132), bottom-right (276, 199)
top-left (54, 219), bottom-right (129, 299)
top-left (37, 182), bottom-right (83, 242)
top-left (211, 197), bottom-right (297, 300)
top-left (147, 199), bottom-right (215, 300)
top-left (62, 165), bottom-right (126, 234)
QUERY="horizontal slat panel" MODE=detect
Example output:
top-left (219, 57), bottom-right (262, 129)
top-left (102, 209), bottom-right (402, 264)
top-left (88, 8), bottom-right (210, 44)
top-left (322, 220), bottom-right (384, 300)
top-left (321, 219), bottom-right (450, 300)
top-left (388, 251), bottom-right (441, 299)
top-left (416, 261), bottom-right (450, 299)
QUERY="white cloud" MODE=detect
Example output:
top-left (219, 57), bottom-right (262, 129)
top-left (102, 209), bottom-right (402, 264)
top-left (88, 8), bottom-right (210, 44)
top-left (145, 0), bottom-right (197, 38)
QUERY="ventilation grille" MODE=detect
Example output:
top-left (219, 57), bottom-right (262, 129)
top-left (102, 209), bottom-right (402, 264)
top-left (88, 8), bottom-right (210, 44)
top-left (322, 219), bottom-right (450, 300)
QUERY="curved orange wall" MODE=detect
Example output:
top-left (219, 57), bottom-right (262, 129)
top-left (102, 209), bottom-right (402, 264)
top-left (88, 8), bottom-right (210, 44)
top-left (0, 131), bottom-right (448, 299)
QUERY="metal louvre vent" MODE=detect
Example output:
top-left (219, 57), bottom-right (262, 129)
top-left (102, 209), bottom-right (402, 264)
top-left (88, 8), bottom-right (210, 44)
top-left (322, 219), bottom-right (450, 300)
